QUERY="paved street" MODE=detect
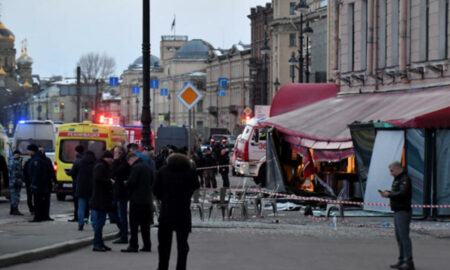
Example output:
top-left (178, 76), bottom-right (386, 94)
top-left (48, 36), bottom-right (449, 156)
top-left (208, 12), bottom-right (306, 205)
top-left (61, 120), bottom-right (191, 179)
top-left (0, 175), bottom-right (449, 269)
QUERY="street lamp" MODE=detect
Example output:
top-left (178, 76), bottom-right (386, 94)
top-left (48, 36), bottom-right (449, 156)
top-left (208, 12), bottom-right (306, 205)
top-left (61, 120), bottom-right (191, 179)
top-left (274, 78), bottom-right (280, 92)
top-left (294, 0), bottom-right (310, 83)
top-left (260, 44), bottom-right (270, 105)
top-left (289, 52), bottom-right (298, 83)
top-left (141, 0), bottom-right (152, 148)
top-left (304, 22), bottom-right (314, 83)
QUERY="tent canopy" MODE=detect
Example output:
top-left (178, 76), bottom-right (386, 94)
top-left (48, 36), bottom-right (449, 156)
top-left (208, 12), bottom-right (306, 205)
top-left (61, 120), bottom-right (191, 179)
top-left (269, 83), bottom-right (339, 117)
top-left (262, 88), bottom-right (450, 160)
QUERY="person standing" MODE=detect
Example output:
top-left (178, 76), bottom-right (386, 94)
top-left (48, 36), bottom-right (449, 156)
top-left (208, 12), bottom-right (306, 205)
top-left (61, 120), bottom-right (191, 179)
top-left (154, 152), bottom-right (200, 270)
top-left (111, 146), bottom-right (130, 244)
top-left (128, 143), bottom-right (154, 171)
top-left (23, 158), bottom-right (34, 214)
top-left (380, 161), bottom-right (414, 270)
top-left (38, 145), bottom-right (56, 221)
top-left (66, 145), bottom-right (84, 222)
top-left (27, 144), bottom-right (52, 222)
top-left (202, 148), bottom-right (217, 188)
top-left (74, 151), bottom-right (96, 231)
top-left (217, 148), bottom-right (230, 188)
top-left (8, 150), bottom-right (24, 216)
top-left (121, 153), bottom-right (153, 253)
top-left (91, 151), bottom-right (115, 252)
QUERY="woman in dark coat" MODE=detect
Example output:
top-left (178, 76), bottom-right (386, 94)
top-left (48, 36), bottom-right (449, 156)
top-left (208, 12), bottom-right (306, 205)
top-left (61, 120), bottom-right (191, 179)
top-left (75, 151), bottom-right (96, 231)
top-left (90, 151), bottom-right (114, 252)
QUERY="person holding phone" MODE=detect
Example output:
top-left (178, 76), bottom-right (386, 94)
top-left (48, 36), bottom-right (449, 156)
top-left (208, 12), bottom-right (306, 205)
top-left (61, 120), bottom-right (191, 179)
top-left (379, 161), bottom-right (414, 270)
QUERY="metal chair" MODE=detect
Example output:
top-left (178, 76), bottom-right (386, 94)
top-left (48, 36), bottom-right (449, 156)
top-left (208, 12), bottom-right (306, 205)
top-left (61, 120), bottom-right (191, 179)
top-left (326, 187), bottom-right (345, 220)
top-left (208, 187), bottom-right (230, 221)
top-left (255, 184), bottom-right (279, 217)
top-left (228, 187), bottom-right (249, 220)
top-left (191, 189), bottom-right (206, 221)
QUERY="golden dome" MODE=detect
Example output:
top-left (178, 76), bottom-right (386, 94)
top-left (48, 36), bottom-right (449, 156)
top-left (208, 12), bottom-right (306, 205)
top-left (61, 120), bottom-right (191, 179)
top-left (23, 80), bottom-right (32, 89)
top-left (0, 67), bottom-right (6, 76)
top-left (0, 20), bottom-right (15, 43)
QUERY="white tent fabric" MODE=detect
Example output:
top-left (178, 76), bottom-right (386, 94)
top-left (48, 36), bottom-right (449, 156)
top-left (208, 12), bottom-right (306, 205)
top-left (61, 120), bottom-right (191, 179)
top-left (364, 130), bottom-right (405, 212)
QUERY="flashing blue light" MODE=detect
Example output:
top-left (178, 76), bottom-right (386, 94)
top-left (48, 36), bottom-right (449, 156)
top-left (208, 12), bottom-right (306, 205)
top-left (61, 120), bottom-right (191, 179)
top-left (18, 120), bottom-right (26, 124)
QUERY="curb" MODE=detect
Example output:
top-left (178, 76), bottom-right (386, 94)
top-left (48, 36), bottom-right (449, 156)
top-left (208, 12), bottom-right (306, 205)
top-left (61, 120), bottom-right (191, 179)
top-left (0, 232), bottom-right (118, 268)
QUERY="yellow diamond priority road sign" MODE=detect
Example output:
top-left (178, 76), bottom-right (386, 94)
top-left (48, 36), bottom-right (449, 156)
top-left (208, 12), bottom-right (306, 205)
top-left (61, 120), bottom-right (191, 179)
top-left (177, 82), bottom-right (203, 110)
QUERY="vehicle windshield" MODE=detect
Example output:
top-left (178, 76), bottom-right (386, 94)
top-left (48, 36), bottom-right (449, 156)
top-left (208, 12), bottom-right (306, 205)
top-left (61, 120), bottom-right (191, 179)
top-left (59, 139), bottom-right (106, 163)
top-left (17, 140), bottom-right (54, 154)
top-left (241, 126), bottom-right (252, 141)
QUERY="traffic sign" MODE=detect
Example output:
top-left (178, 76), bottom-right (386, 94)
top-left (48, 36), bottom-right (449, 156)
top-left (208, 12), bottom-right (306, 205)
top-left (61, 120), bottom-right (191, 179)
top-left (218, 77), bottom-right (228, 87)
top-left (158, 114), bottom-right (165, 121)
top-left (184, 81), bottom-right (193, 86)
top-left (218, 89), bottom-right (226, 96)
top-left (160, 88), bottom-right (168, 96)
top-left (109, 77), bottom-right (119, 86)
top-left (244, 107), bottom-right (252, 115)
top-left (177, 82), bottom-right (203, 110)
top-left (132, 86), bottom-right (140, 95)
top-left (150, 79), bottom-right (159, 89)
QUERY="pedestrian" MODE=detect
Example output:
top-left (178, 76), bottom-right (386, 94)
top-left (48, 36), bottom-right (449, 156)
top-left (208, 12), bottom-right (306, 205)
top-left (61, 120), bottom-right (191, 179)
top-left (154, 152), bottom-right (200, 270)
top-left (155, 146), bottom-right (169, 170)
top-left (192, 149), bottom-right (204, 188)
top-left (217, 148), bottom-right (230, 188)
top-left (23, 158), bottom-right (34, 214)
top-left (202, 148), bottom-right (217, 188)
top-left (143, 145), bottom-right (155, 161)
top-left (379, 161), bottom-right (414, 270)
top-left (111, 145), bottom-right (130, 244)
top-left (8, 150), bottom-right (24, 216)
top-left (128, 143), bottom-right (154, 171)
top-left (90, 150), bottom-right (115, 252)
top-left (38, 145), bottom-right (56, 221)
top-left (121, 152), bottom-right (153, 253)
top-left (66, 145), bottom-right (84, 223)
top-left (74, 151), bottom-right (96, 231)
top-left (27, 144), bottom-right (52, 222)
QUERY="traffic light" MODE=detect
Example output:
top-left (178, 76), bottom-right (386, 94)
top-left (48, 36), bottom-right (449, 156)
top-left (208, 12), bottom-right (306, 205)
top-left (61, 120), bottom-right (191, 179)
top-left (84, 108), bottom-right (89, 113)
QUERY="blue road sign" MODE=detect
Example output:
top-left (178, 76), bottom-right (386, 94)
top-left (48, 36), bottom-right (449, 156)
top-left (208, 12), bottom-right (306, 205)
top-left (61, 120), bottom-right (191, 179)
top-left (160, 88), bottom-right (168, 96)
top-left (132, 86), bottom-right (140, 95)
top-left (218, 77), bottom-right (228, 87)
top-left (218, 89), bottom-right (226, 96)
top-left (150, 79), bottom-right (159, 89)
top-left (109, 77), bottom-right (119, 86)
top-left (184, 81), bottom-right (194, 86)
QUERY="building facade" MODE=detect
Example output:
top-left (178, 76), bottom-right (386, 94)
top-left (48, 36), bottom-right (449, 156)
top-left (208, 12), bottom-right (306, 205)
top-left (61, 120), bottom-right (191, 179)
top-left (329, 0), bottom-right (450, 93)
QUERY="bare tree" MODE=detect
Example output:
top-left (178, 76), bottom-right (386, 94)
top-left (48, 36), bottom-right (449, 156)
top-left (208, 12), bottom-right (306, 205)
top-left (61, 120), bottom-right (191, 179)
top-left (76, 52), bottom-right (116, 84)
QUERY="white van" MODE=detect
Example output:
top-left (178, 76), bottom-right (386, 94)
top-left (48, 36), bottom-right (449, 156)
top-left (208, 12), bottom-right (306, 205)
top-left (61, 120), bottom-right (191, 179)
top-left (13, 120), bottom-right (55, 159)
top-left (232, 118), bottom-right (267, 186)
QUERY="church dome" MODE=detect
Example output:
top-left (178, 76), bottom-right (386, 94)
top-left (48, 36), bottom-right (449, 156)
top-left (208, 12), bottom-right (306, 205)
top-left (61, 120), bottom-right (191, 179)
top-left (173, 39), bottom-right (212, 59)
top-left (128, 55), bottom-right (160, 70)
top-left (0, 20), bottom-right (14, 43)
top-left (17, 52), bottom-right (33, 66)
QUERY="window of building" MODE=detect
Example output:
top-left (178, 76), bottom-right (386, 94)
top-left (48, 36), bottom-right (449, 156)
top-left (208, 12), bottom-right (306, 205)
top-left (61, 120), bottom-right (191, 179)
top-left (320, 0), bottom-right (327, 7)
top-left (378, 0), bottom-right (387, 68)
top-left (391, 0), bottom-right (399, 66)
top-left (361, 0), bottom-right (368, 70)
top-left (438, 0), bottom-right (449, 59)
top-left (289, 33), bottom-right (296, 46)
top-left (290, 2), bottom-right (296, 15)
top-left (348, 3), bottom-right (355, 71)
top-left (196, 100), bottom-right (203, 112)
top-left (419, 0), bottom-right (430, 61)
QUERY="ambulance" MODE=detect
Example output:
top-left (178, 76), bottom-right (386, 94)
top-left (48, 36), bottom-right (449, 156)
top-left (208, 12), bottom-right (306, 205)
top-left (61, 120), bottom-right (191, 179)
top-left (54, 121), bottom-right (127, 201)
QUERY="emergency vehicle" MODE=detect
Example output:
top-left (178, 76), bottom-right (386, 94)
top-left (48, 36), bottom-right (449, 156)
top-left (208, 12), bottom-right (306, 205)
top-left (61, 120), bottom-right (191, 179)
top-left (54, 121), bottom-right (127, 200)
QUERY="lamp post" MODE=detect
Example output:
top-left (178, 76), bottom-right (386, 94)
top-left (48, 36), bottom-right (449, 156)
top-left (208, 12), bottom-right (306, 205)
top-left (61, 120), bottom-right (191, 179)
top-left (260, 44), bottom-right (270, 105)
top-left (274, 78), bottom-right (280, 92)
top-left (141, 0), bottom-right (152, 147)
top-left (303, 22), bottom-right (314, 83)
top-left (289, 52), bottom-right (298, 83)
top-left (295, 0), bottom-right (309, 83)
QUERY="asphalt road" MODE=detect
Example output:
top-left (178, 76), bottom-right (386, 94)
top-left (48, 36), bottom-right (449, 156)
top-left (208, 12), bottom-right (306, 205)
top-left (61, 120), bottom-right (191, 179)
top-left (3, 226), bottom-right (449, 270)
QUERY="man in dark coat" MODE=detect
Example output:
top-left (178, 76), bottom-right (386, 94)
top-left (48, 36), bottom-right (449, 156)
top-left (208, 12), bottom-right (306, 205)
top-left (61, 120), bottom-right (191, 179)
top-left (380, 161), bottom-right (414, 270)
top-left (66, 145), bottom-right (84, 222)
top-left (27, 144), bottom-right (52, 222)
top-left (121, 152), bottom-right (153, 253)
top-left (202, 148), bottom-right (217, 188)
top-left (111, 146), bottom-right (130, 244)
top-left (23, 158), bottom-right (34, 214)
top-left (217, 148), bottom-right (230, 188)
top-left (91, 151), bottom-right (114, 252)
top-left (38, 145), bottom-right (56, 221)
top-left (73, 151), bottom-right (95, 231)
top-left (154, 153), bottom-right (200, 270)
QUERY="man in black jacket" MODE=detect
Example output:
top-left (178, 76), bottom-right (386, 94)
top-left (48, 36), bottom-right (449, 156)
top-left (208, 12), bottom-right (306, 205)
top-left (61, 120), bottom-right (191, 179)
top-left (380, 161), bottom-right (414, 270)
top-left (154, 153), bottom-right (200, 270)
top-left (38, 145), bottom-right (56, 221)
top-left (217, 148), bottom-right (230, 188)
top-left (73, 151), bottom-right (96, 231)
top-left (111, 146), bottom-right (130, 244)
top-left (121, 153), bottom-right (153, 253)
top-left (66, 145), bottom-right (84, 222)
top-left (91, 151), bottom-right (114, 252)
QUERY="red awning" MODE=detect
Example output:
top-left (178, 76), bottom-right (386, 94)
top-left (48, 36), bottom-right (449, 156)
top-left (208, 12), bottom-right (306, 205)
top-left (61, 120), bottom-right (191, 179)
top-left (269, 83), bottom-right (339, 117)
top-left (262, 87), bottom-right (450, 160)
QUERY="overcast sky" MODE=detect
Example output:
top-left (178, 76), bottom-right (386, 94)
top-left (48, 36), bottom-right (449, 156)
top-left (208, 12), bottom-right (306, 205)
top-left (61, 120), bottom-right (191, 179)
top-left (2, 0), bottom-right (268, 78)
